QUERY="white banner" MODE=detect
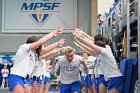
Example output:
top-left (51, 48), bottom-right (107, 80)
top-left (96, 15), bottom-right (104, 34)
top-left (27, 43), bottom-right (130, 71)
top-left (2, 0), bottom-right (77, 33)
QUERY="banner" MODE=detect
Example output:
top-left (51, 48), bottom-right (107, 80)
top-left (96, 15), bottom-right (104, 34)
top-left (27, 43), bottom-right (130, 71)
top-left (2, 0), bottom-right (77, 33)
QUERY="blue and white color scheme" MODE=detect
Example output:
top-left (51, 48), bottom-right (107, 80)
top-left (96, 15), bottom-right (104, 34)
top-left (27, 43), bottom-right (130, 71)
top-left (2, 0), bottom-right (77, 33)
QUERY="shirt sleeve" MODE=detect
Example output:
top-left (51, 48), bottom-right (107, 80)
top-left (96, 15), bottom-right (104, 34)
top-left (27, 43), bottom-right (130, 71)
top-left (15, 44), bottom-right (30, 57)
top-left (100, 47), bottom-right (111, 56)
top-left (19, 44), bottom-right (30, 52)
top-left (105, 45), bottom-right (112, 53)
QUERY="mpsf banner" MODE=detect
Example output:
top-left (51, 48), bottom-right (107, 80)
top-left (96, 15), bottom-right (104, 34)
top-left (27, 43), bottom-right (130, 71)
top-left (2, 0), bottom-right (77, 33)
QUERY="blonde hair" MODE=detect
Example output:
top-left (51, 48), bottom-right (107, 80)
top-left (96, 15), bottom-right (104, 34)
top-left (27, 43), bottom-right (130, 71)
top-left (64, 46), bottom-right (75, 55)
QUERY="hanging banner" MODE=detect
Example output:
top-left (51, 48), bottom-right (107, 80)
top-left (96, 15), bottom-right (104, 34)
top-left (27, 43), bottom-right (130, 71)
top-left (2, 0), bottom-right (77, 33)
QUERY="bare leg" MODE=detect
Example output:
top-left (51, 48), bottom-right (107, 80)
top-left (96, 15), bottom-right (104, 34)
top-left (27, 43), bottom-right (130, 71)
top-left (99, 83), bottom-right (107, 93)
top-left (92, 84), bottom-right (97, 93)
top-left (87, 86), bottom-right (94, 93)
top-left (25, 84), bottom-right (31, 93)
top-left (30, 86), bottom-right (33, 93)
top-left (38, 83), bottom-right (43, 93)
top-left (85, 88), bottom-right (88, 93)
top-left (107, 88), bottom-right (120, 93)
top-left (13, 83), bottom-right (25, 93)
top-left (5, 78), bottom-right (8, 87)
top-left (44, 83), bottom-right (50, 93)
top-left (73, 92), bottom-right (79, 93)
top-left (33, 81), bottom-right (38, 93)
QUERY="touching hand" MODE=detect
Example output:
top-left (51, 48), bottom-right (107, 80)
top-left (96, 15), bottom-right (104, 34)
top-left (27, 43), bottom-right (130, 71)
top-left (53, 27), bottom-right (63, 36)
top-left (73, 28), bottom-right (84, 37)
top-left (58, 39), bottom-right (65, 47)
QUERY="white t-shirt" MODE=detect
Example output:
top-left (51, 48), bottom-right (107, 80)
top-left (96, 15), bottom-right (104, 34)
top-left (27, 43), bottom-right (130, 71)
top-left (81, 56), bottom-right (96, 76)
top-left (32, 60), bottom-right (42, 77)
top-left (42, 60), bottom-right (50, 77)
top-left (10, 44), bottom-right (38, 78)
top-left (87, 57), bottom-right (103, 76)
top-left (51, 55), bottom-right (88, 84)
top-left (89, 45), bottom-right (113, 78)
top-left (105, 45), bottom-right (112, 53)
top-left (95, 47), bottom-right (122, 81)
top-left (1, 69), bottom-right (9, 77)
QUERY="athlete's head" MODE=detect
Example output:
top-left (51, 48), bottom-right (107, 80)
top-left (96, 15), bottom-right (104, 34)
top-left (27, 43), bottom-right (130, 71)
top-left (103, 36), bottom-right (109, 45)
top-left (94, 34), bottom-right (109, 45)
top-left (94, 34), bottom-right (104, 42)
top-left (82, 52), bottom-right (90, 60)
top-left (94, 40), bottom-right (105, 48)
top-left (64, 46), bottom-right (75, 62)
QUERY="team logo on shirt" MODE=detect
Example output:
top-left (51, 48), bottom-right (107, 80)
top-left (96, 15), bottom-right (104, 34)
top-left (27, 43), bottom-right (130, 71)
top-left (95, 59), bottom-right (101, 66)
top-left (20, 0), bottom-right (60, 26)
top-left (63, 65), bottom-right (76, 71)
top-left (29, 54), bottom-right (34, 61)
top-left (29, 53), bottom-right (38, 61)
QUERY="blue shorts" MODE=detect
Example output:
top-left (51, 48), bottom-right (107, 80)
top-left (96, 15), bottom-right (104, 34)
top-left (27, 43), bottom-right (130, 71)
top-left (107, 76), bottom-right (124, 91)
top-left (85, 74), bottom-right (92, 87)
top-left (92, 77), bottom-right (96, 84)
top-left (43, 76), bottom-right (51, 84)
top-left (33, 76), bottom-right (38, 81)
top-left (32, 76), bottom-right (43, 85)
top-left (60, 81), bottom-right (81, 93)
top-left (37, 76), bottom-right (43, 85)
top-left (94, 75), bottom-right (107, 90)
top-left (24, 78), bottom-right (34, 86)
top-left (8, 74), bottom-right (25, 91)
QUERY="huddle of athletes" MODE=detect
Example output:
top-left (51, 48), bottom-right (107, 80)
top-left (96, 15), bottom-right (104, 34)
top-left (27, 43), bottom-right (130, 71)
top-left (7, 27), bottom-right (123, 93)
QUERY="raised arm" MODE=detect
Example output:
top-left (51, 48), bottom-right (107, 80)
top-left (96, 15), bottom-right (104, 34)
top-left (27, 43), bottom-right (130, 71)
top-left (73, 28), bottom-right (94, 41)
top-left (50, 57), bottom-right (61, 75)
top-left (29, 27), bottom-right (63, 50)
top-left (79, 58), bottom-right (88, 74)
top-left (74, 41), bottom-right (90, 54)
top-left (74, 37), bottom-right (96, 56)
top-left (41, 39), bottom-right (65, 55)
top-left (73, 30), bottom-right (102, 55)
top-left (40, 47), bottom-right (64, 60)
top-left (77, 36), bottom-right (102, 55)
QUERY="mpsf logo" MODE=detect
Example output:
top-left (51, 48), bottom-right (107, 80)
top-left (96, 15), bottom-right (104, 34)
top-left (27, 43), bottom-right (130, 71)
top-left (20, 0), bottom-right (60, 26)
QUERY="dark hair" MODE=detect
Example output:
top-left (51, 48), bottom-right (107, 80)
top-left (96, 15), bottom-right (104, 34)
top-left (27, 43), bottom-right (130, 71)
top-left (26, 36), bottom-right (42, 59)
top-left (103, 36), bottom-right (109, 45)
top-left (26, 36), bottom-right (40, 44)
top-left (94, 34), bottom-right (104, 42)
top-left (94, 40), bottom-right (105, 48)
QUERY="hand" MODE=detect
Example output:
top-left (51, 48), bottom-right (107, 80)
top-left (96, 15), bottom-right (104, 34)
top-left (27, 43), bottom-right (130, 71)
top-left (72, 28), bottom-right (83, 37)
top-left (75, 28), bottom-right (83, 34)
top-left (58, 47), bottom-right (66, 53)
top-left (58, 39), bottom-right (65, 47)
top-left (53, 27), bottom-right (63, 37)
top-left (79, 58), bottom-right (86, 65)
top-left (72, 30), bottom-right (80, 37)
top-left (52, 57), bottom-right (60, 69)
top-left (54, 57), bottom-right (60, 64)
